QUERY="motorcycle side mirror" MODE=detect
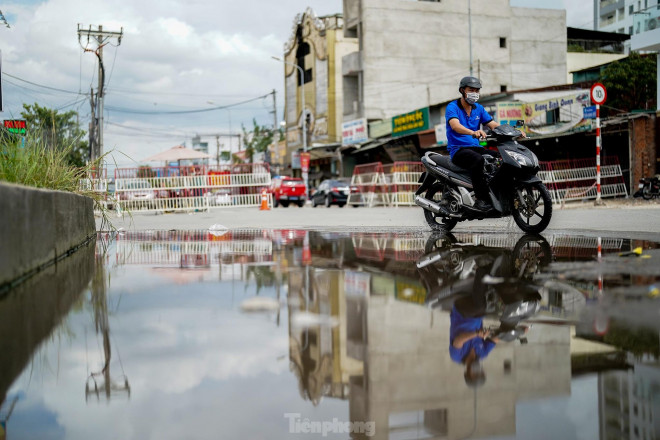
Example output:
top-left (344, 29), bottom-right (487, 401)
top-left (515, 120), bottom-right (525, 128)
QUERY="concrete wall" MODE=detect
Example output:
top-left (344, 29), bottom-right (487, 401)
top-left (0, 182), bottom-right (96, 288)
top-left (0, 240), bottom-right (95, 403)
top-left (343, 0), bottom-right (567, 121)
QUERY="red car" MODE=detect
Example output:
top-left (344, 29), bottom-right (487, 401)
top-left (270, 176), bottom-right (307, 208)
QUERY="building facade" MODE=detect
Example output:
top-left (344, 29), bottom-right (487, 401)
top-left (280, 9), bottom-right (358, 184)
top-left (595, 0), bottom-right (659, 35)
top-left (341, 0), bottom-right (567, 124)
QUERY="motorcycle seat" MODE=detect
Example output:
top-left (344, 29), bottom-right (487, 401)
top-left (427, 152), bottom-right (470, 174)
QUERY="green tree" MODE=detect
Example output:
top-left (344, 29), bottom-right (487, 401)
top-left (600, 53), bottom-right (657, 115)
top-left (240, 118), bottom-right (274, 163)
top-left (20, 103), bottom-right (89, 167)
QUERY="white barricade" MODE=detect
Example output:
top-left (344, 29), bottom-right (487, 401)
top-left (539, 157), bottom-right (628, 205)
top-left (112, 168), bottom-right (272, 214)
top-left (388, 169), bottom-right (424, 207)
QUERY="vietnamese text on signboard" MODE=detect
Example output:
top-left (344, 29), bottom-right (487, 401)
top-left (342, 118), bottom-right (368, 145)
top-left (392, 107), bottom-right (429, 137)
top-left (583, 105), bottom-right (596, 119)
top-left (3, 119), bottom-right (27, 135)
top-left (496, 102), bottom-right (524, 126)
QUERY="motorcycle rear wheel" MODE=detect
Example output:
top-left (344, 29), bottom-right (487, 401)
top-left (424, 184), bottom-right (458, 232)
top-left (642, 185), bottom-right (654, 200)
top-left (511, 182), bottom-right (553, 234)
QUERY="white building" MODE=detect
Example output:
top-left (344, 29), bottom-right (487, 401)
top-left (595, 0), bottom-right (659, 35)
top-left (341, 0), bottom-right (568, 123)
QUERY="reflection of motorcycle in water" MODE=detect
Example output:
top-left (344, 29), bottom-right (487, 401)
top-left (417, 233), bottom-right (552, 343)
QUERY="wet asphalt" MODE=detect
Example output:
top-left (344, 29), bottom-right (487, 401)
top-left (98, 199), bottom-right (660, 240)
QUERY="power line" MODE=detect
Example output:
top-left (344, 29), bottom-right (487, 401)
top-left (104, 93), bottom-right (271, 115)
top-left (3, 72), bottom-right (84, 95)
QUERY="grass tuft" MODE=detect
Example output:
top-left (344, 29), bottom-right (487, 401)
top-left (1, 131), bottom-right (113, 229)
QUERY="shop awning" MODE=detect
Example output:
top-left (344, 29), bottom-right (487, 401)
top-left (351, 138), bottom-right (392, 154)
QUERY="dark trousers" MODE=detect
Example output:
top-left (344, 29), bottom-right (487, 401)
top-left (452, 147), bottom-right (490, 202)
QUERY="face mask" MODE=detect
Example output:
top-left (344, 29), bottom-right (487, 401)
top-left (465, 92), bottom-right (480, 104)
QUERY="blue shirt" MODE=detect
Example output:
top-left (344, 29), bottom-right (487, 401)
top-left (445, 100), bottom-right (493, 159)
top-left (449, 306), bottom-right (496, 363)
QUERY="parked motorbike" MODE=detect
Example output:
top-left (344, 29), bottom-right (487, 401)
top-left (415, 124), bottom-right (552, 233)
top-left (633, 175), bottom-right (660, 199)
top-left (417, 233), bottom-right (552, 344)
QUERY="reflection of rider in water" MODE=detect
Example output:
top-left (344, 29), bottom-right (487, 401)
top-left (449, 265), bottom-right (500, 387)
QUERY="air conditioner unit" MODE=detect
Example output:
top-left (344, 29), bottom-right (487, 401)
top-left (646, 18), bottom-right (658, 31)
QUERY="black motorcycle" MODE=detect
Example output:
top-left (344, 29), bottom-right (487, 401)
top-left (415, 124), bottom-right (552, 233)
top-left (634, 175), bottom-right (660, 200)
top-left (418, 233), bottom-right (553, 343)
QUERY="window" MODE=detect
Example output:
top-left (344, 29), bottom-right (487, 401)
top-left (629, 26), bottom-right (634, 33)
top-left (630, 5), bottom-right (634, 13)
top-left (500, 85), bottom-right (507, 92)
top-left (295, 41), bottom-right (312, 86)
top-left (499, 37), bottom-right (506, 48)
top-left (619, 7), bottom-right (625, 19)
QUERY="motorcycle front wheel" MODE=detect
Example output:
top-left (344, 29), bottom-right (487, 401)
top-left (511, 182), bottom-right (553, 234)
top-left (424, 184), bottom-right (458, 232)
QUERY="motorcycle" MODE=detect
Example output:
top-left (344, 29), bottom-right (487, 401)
top-left (414, 124), bottom-right (552, 233)
top-left (633, 175), bottom-right (660, 200)
top-left (417, 233), bottom-right (553, 344)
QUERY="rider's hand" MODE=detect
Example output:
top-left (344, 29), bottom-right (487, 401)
top-left (472, 129), bottom-right (487, 139)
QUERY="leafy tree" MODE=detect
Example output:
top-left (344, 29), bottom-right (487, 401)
top-left (240, 118), bottom-right (274, 163)
top-left (600, 53), bottom-right (657, 115)
top-left (20, 103), bottom-right (89, 167)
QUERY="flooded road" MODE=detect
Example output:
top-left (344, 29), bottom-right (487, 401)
top-left (1, 229), bottom-right (660, 439)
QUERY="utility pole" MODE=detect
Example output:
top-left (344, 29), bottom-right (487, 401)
top-left (468, 0), bottom-right (473, 76)
top-left (215, 135), bottom-right (220, 167)
top-left (271, 89), bottom-right (279, 169)
top-left (78, 24), bottom-right (123, 165)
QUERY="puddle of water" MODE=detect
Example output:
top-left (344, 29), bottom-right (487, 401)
top-left (1, 229), bottom-right (659, 439)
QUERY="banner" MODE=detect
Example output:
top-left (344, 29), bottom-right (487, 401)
top-left (392, 107), bottom-right (430, 137)
top-left (496, 91), bottom-right (592, 135)
top-left (342, 118), bottom-right (368, 145)
top-left (496, 102), bottom-right (524, 127)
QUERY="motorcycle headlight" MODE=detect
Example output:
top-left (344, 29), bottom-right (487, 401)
top-left (505, 150), bottom-right (532, 167)
top-left (508, 301), bottom-right (540, 318)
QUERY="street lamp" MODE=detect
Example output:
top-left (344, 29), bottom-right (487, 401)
top-left (271, 56), bottom-right (307, 153)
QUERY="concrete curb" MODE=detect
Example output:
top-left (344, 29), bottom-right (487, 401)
top-left (0, 182), bottom-right (96, 290)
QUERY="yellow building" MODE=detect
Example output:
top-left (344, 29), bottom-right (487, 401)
top-left (278, 8), bottom-right (357, 185)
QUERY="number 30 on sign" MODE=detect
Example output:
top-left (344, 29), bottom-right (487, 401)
top-left (590, 83), bottom-right (607, 105)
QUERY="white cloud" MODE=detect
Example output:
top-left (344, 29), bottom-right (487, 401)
top-left (2, 1), bottom-right (587, 166)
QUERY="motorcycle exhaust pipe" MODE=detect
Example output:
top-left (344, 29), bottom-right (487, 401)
top-left (415, 195), bottom-right (450, 216)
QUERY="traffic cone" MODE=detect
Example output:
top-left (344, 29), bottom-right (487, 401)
top-left (260, 188), bottom-right (270, 211)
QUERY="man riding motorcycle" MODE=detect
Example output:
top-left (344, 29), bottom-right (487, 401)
top-left (446, 77), bottom-right (503, 212)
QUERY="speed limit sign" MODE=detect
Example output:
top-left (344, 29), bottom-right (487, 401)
top-left (590, 83), bottom-right (607, 105)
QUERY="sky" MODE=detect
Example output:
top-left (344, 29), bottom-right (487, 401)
top-left (0, 1), bottom-right (592, 168)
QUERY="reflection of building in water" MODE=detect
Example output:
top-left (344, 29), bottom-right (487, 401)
top-left (598, 364), bottom-right (660, 439)
top-left (350, 298), bottom-right (571, 439)
top-left (287, 231), bottom-right (577, 439)
top-left (287, 266), bottom-right (364, 405)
